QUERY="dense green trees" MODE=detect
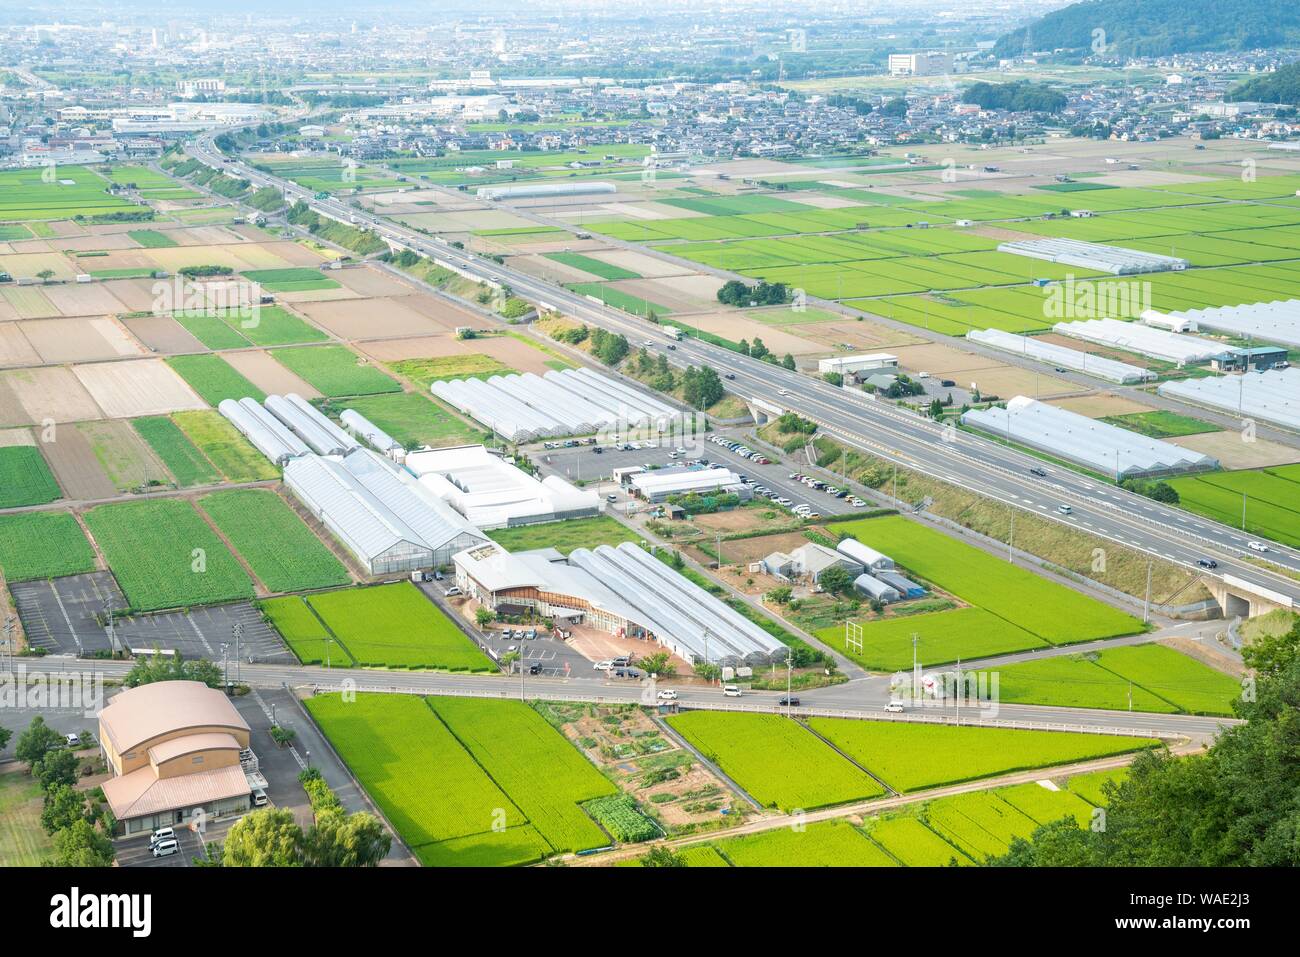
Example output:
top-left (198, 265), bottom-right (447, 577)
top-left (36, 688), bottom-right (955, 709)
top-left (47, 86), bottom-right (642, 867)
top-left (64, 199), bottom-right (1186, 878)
top-left (124, 653), bottom-right (224, 690)
top-left (717, 280), bottom-right (790, 307)
top-left (962, 81), bottom-right (1067, 114)
top-left (1230, 62), bottom-right (1300, 105)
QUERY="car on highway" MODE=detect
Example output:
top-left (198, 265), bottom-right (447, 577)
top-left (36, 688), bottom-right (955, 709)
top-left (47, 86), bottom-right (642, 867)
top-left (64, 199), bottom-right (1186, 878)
top-left (657, 689), bottom-right (678, 700)
top-left (1057, 504), bottom-right (1073, 514)
top-left (723, 684), bottom-right (742, 697)
top-left (1029, 467), bottom-right (1047, 478)
top-left (884, 701), bottom-right (905, 713)
top-left (778, 389), bottom-right (792, 396)
top-left (1247, 541), bottom-right (1270, 552)
top-left (1197, 558), bottom-right (1219, 569)
top-left (778, 696), bottom-right (801, 707)
top-left (724, 373), bottom-right (736, 380)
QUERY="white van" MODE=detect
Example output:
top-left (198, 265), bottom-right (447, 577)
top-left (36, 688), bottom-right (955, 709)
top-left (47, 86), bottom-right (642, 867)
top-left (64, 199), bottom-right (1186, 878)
top-left (723, 685), bottom-right (742, 698)
top-left (149, 826), bottom-right (175, 847)
top-left (252, 788), bottom-right (269, 808)
top-left (152, 839), bottom-right (179, 858)
top-left (65, 733), bottom-right (81, 748)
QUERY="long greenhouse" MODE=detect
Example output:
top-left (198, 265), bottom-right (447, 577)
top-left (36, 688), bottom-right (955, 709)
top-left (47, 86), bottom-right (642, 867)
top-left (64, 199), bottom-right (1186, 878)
top-left (961, 396), bottom-right (1219, 479)
top-left (1158, 369), bottom-right (1300, 432)
top-left (966, 328), bottom-right (1155, 384)
top-left (1158, 300), bottom-right (1300, 350)
top-left (996, 238), bottom-right (1189, 275)
top-left (1053, 318), bottom-right (1223, 366)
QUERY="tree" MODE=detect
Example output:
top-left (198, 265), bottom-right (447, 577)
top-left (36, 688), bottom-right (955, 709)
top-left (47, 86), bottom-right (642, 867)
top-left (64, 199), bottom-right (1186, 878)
top-left (304, 809), bottom-right (390, 867)
top-left (33, 748), bottom-right (79, 792)
top-left (124, 651), bottom-right (223, 689)
top-left (475, 606), bottom-right (497, 627)
top-left (737, 338), bottom-right (750, 357)
top-left (639, 651), bottom-right (675, 677)
top-left (41, 784), bottom-right (90, 835)
top-left (15, 716), bottom-right (62, 769)
top-left (49, 818), bottom-right (114, 867)
top-left (693, 661), bottom-right (721, 683)
top-left (641, 845), bottom-right (686, 867)
top-left (766, 586), bottom-right (793, 605)
top-left (36, 268), bottom-right (55, 283)
top-left (749, 338), bottom-right (770, 360)
top-left (0, 725), bottom-right (10, 753)
top-left (816, 565), bottom-right (854, 596)
top-left (222, 808), bottom-right (304, 867)
top-left (823, 371), bottom-right (844, 387)
top-left (781, 353), bottom-right (796, 371)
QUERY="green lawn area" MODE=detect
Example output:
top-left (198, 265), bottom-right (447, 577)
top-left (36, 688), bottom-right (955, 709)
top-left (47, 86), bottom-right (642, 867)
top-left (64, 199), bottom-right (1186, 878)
top-left (340, 393), bottom-right (484, 450)
top-left (805, 719), bottom-right (1156, 793)
top-left (0, 445), bottom-right (61, 508)
top-left (166, 354), bottom-right (266, 405)
top-left (83, 498), bottom-right (254, 611)
top-left (132, 415), bottom-right (222, 487)
top-left (716, 819), bottom-right (895, 866)
top-left (1168, 465), bottom-right (1300, 549)
top-left (386, 354), bottom-right (513, 388)
top-left (1099, 410), bottom-right (1219, 438)
top-left (242, 267), bottom-right (341, 292)
top-left (200, 489), bottom-right (349, 593)
top-left (271, 345), bottom-right (402, 397)
top-left (487, 515), bottom-right (638, 555)
top-left (829, 516), bottom-right (1144, 645)
top-left (304, 582), bottom-right (495, 671)
top-left (816, 607), bottom-right (1048, 671)
top-left (0, 511), bottom-right (96, 582)
top-left (171, 410), bottom-right (278, 482)
top-left (666, 712), bottom-right (885, 811)
top-left (0, 770), bottom-right (53, 866)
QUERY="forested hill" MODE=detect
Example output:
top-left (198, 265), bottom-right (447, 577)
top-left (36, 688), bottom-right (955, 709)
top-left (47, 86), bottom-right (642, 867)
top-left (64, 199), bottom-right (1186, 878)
top-left (994, 0), bottom-right (1300, 59)
top-left (1229, 62), bottom-right (1300, 104)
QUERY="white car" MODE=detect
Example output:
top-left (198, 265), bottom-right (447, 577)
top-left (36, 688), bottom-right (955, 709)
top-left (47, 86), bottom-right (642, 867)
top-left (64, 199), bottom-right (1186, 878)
top-left (723, 685), bottom-right (742, 697)
top-left (593, 659), bottom-right (614, 670)
top-left (778, 389), bottom-right (791, 396)
top-left (884, 701), bottom-right (905, 713)
top-left (1247, 541), bottom-right (1270, 552)
top-left (657, 689), bottom-right (678, 701)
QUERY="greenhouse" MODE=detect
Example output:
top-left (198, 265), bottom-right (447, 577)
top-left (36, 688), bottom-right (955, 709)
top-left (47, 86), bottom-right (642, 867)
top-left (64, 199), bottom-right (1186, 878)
top-left (1158, 369), bottom-right (1300, 432)
top-left (265, 393), bottom-right (358, 456)
top-left (1053, 318), bottom-right (1223, 366)
top-left (476, 181), bottom-right (616, 201)
top-left (340, 408), bottom-right (402, 456)
top-left (1159, 300), bottom-right (1300, 350)
top-left (218, 397), bottom-right (309, 465)
top-left (966, 328), bottom-right (1155, 384)
top-left (961, 396), bottom-right (1219, 479)
top-left (997, 238), bottom-right (1188, 275)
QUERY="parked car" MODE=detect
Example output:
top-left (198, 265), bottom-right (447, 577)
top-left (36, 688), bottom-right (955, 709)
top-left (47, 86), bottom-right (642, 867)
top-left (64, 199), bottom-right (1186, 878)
top-left (607, 493), bottom-right (618, 502)
top-left (593, 659), bottom-right (614, 670)
top-left (528, 662), bottom-right (543, 675)
top-left (251, 788), bottom-right (268, 808)
top-left (152, 839), bottom-right (179, 859)
top-left (65, 733), bottom-right (80, 748)
top-left (445, 586), bottom-right (462, 597)
top-left (149, 827), bottom-right (175, 847)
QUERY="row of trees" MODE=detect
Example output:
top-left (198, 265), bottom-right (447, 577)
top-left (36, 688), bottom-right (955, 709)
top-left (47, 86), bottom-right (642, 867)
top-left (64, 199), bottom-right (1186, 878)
top-left (717, 280), bottom-right (791, 308)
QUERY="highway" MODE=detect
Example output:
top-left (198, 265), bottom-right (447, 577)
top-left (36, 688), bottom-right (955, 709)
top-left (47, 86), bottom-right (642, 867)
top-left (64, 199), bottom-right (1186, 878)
top-left (186, 133), bottom-right (1300, 611)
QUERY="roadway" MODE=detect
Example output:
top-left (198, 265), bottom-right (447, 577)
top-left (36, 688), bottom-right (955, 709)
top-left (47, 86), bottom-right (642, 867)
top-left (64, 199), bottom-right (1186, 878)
top-left (185, 134), bottom-right (1300, 609)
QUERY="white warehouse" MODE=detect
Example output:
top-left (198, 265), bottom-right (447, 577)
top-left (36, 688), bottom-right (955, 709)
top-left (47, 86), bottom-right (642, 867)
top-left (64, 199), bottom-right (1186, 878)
top-left (628, 466), bottom-right (750, 503)
top-left (962, 396), bottom-right (1219, 479)
top-left (1155, 300), bottom-right (1300, 350)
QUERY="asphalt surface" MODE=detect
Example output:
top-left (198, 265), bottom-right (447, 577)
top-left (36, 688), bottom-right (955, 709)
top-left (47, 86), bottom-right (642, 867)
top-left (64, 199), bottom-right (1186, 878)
top-left (187, 134), bottom-right (1300, 609)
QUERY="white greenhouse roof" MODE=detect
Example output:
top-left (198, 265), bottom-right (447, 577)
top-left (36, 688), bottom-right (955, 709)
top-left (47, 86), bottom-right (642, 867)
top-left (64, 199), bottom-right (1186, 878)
top-left (340, 449), bottom-right (487, 553)
top-left (1158, 369), bottom-right (1300, 432)
top-left (967, 328), bottom-right (1155, 384)
top-left (997, 238), bottom-right (1189, 275)
top-left (1161, 300), bottom-right (1300, 350)
top-left (1053, 318), bottom-right (1223, 365)
top-left (961, 396), bottom-right (1219, 479)
top-left (340, 408), bottom-right (401, 454)
top-left (476, 181), bottom-right (616, 201)
top-left (629, 467), bottom-right (744, 496)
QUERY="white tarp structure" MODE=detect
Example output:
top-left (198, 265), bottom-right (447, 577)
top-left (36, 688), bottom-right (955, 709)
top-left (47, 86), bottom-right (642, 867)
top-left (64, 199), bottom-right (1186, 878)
top-left (340, 408), bottom-right (402, 455)
top-left (962, 396), bottom-right (1219, 479)
top-left (429, 367), bottom-right (680, 443)
top-left (1053, 318), bottom-right (1223, 366)
top-left (476, 181), bottom-right (616, 201)
top-left (1158, 368), bottom-right (1300, 432)
top-left (218, 397), bottom-right (309, 465)
top-left (405, 443), bottom-right (599, 529)
top-left (1155, 300), bottom-right (1300, 350)
top-left (836, 538), bottom-right (894, 571)
top-left (997, 238), bottom-right (1188, 275)
top-left (629, 467), bottom-right (749, 503)
top-left (264, 393), bottom-right (359, 456)
top-left (966, 328), bottom-right (1155, 384)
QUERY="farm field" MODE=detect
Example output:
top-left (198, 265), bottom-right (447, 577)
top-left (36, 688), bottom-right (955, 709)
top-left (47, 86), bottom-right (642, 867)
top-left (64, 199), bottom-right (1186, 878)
top-left (816, 607), bottom-right (1048, 671)
top-left (82, 498), bottom-right (254, 611)
top-left (243, 267), bottom-right (341, 292)
top-left (487, 515), bottom-right (638, 555)
top-left (167, 354), bottom-right (267, 405)
top-left (1099, 410), bottom-right (1219, 439)
top-left (0, 166), bottom-right (144, 222)
top-left (171, 410), bottom-right (279, 482)
top-left (272, 345), bottom-right (402, 397)
top-left (132, 415), bottom-right (222, 487)
top-left (921, 790), bottom-right (1040, 862)
top-left (0, 770), bottom-right (52, 867)
top-left (1168, 465), bottom-right (1300, 549)
top-left (716, 819), bottom-right (895, 867)
top-left (260, 595), bottom-right (355, 667)
top-left (565, 282), bottom-right (670, 317)
top-left (996, 782), bottom-right (1096, 827)
top-left (0, 445), bottom-right (62, 508)
top-left (303, 582), bottom-right (494, 671)
top-left (0, 511), bottom-right (96, 582)
top-left (866, 815), bottom-right (971, 866)
top-left (805, 719), bottom-right (1156, 793)
top-left (543, 251), bottom-right (641, 281)
top-left (199, 489), bottom-right (349, 593)
top-left (829, 516), bottom-right (1144, 645)
top-left (339, 393), bottom-right (482, 450)
top-left (665, 712), bottom-right (885, 811)
top-left (386, 354), bottom-right (512, 387)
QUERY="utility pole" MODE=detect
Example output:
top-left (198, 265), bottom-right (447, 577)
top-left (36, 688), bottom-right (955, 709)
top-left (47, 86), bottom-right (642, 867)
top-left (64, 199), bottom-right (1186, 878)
top-left (233, 622), bottom-right (243, 684)
top-left (221, 643), bottom-right (229, 692)
top-left (104, 600), bottom-right (116, 654)
top-left (786, 652), bottom-right (793, 718)
top-left (716, 532), bottom-right (722, 568)
top-left (1007, 511), bottom-right (1014, 562)
top-left (955, 657), bottom-right (961, 726)
top-left (1142, 561), bottom-right (1153, 623)
top-left (1242, 492), bottom-right (1247, 531)
top-left (911, 632), bottom-right (920, 703)
top-left (2, 616), bottom-right (13, 674)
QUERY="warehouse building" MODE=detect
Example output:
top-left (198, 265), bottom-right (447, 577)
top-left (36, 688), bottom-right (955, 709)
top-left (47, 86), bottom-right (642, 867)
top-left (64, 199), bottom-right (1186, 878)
top-left (1053, 318), bottom-right (1222, 366)
top-left (997, 239), bottom-right (1188, 275)
top-left (628, 466), bottom-right (750, 503)
top-left (454, 541), bottom-right (786, 665)
top-left (967, 329), bottom-right (1154, 384)
top-left (406, 444), bottom-right (599, 529)
top-left (816, 353), bottom-right (899, 380)
top-left (1153, 301), bottom-right (1300, 350)
top-left (98, 681), bottom-right (255, 836)
top-left (476, 181), bottom-right (617, 201)
top-left (1158, 369), bottom-right (1300, 432)
top-left (962, 396), bottom-right (1219, 479)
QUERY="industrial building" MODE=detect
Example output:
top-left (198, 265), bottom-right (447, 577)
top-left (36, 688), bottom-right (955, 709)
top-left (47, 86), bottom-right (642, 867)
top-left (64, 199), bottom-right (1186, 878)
top-left (962, 396), bottom-right (1219, 479)
top-left (888, 51), bottom-right (954, 76)
top-left (1153, 301), bottom-right (1300, 350)
top-left (628, 466), bottom-right (750, 503)
top-left (476, 181), bottom-right (617, 201)
top-left (816, 353), bottom-right (899, 380)
top-left (997, 239), bottom-right (1189, 275)
top-left (405, 444), bottom-right (599, 529)
top-left (1158, 369), bottom-right (1300, 432)
top-left (966, 329), bottom-right (1154, 384)
top-left (430, 367), bottom-right (679, 444)
top-left (1053, 318), bottom-right (1223, 366)
top-left (284, 449), bottom-right (488, 574)
top-left (453, 541), bottom-right (786, 666)
top-left (98, 681), bottom-right (256, 837)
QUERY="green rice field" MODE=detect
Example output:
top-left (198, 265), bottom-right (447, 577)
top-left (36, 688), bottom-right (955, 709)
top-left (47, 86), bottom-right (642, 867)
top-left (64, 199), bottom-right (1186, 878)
top-left (131, 416), bottom-right (222, 487)
top-left (0, 511), bottom-right (96, 582)
top-left (340, 393), bottom-right (483, 450)
top-left (242, 267), bottom-right (341, 292)
top-left (166, 354), bottom-right (266, 405)
top-left (1168, 465), bottom-right (1300, 549)
top-left (0, 446), bottom-right (61, 508)
top-left (171, 410), bottom-right (278, 482)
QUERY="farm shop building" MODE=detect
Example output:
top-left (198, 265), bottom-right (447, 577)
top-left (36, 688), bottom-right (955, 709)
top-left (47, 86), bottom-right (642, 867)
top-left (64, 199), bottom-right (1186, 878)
top-left (97, 681), bottom-right (256, 836)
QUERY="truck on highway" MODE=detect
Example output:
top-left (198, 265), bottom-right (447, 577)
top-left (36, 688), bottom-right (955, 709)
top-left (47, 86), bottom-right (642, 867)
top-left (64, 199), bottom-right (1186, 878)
top-left (663, 325), bottom-right (683, 340)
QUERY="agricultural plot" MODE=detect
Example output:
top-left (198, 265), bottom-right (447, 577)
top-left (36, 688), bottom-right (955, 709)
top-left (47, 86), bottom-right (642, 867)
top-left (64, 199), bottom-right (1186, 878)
top-left (0, 511), bottom-right (95, 582)
top-left (665, 712), bottom-right (884, 811)
top-left (242, 267), bottom-right (340, 293)
top-left (922, 791), bottom-right (1040, 862)
top-left (867, 816), bottom-right (971, 866)
top-left (487, 515), bottom-right (637, 555)
top-left (171, 410), bottom-right (278, 482)
top-left (0, 166), bottom-right (143, 221)
top-left (341, 393), bottom-right (482, 450)
top-left (565, 282), bottom-right (670, 317)
top-left (166, 354), bottom-right (267, 405)
top-left (227, 305), bottom-right (327, 347)
top-left (305, 582), bottom-right (494, 671)
top-left (976, 655), bottom-right (1175, 713)
top-left (716, 819), bottom-right (895, 867)
top-left (131, 416), bottom-right (222, 487)
top-left (1168, 466), bottom-right (1300, 549)
top-left (200, 489), bottom-right (349, 593)
top-left (816, 607), bottom-right (1048, 671)
top-left (806, 720), bottom-right (1155, 793)
top-left (271, 345), bottom-right (402, 397)
top-left (995, 783), bottom-right (1096, 828)
top-left (261, 595), bottom-right (354, 667)
top-left (830, 516), bottom-right (1143, 645)
top-left (127, 229), bottom-right (178, 248)
top-left (1066, 767), bottom-right (1128, 807)
top-left (83, 498), bottom-right (253, 611)
top-left (1099, 411), bottom-right (1218, 439)
top-left (430, 698), bottom-right (618, 852)
top-left (174, 313), bottom-right (249, 351)
top-left (386, 354), bottom-right (512, 387)
top-left (542, 251), bottom-right (640, 281)
top-left (1092, 645), bottom-right (1241, 716)
top-left (0, 445), bottom-right (61, 508)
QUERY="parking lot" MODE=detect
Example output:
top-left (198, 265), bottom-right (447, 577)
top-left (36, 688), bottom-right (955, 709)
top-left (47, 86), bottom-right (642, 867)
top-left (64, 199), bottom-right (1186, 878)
top-left (12, 572), bottom-right (294, 664)
top-left (477, 622), bottom-right (592, 678)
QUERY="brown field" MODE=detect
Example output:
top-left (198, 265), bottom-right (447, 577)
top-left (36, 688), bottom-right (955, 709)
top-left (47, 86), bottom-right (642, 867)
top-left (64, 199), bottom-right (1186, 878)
top-left (121, 315), bottom-right (206, 354)
top-left (611, 275), bottom-right (722, 313)
top-left (21, 317), bottom-right (146, 364)
top-left (73, 250), bottom-right (157, 274)
top-left (399, 295), bottom-right (485, 331)
top-left (508, 254), bottom-right (598, 284)
top-left (0, 252), bottom-right (78, 281)
top-left (297, 297), bottom-right (443, 339)
top-left (354, 335), bottom-right (463, 362)
top-left (888, 341), bottom-right (1008, 376)
top-left (676, 312), bottom-right (826, 356)
top-left (39, 425), bottom-right (116, 500)
top-left (44, 220), bottom-right (87, 239)
top-left (99, 278), bottom-right (164, 312)
top-left (42, 284), bottom-right (131, 317)
top-left (779, 316), bottom-right (926, 351)
top-left (274, 286), bottom-right (362, 304)
top-left (76, 419), bottom-right (171, 490)
top-left (221, 350), bottom-right (322, 398)
top-left (584, 248), bottom-right (693, 278)
top-left (1, 286), bottom-right (59, 319)
top-left (964, 367), bottom-right (1079, 401)
top-left (57, 233), bottom-right (139, 252)
top-left (1037, 333), bottom-right (1158, 369)
top-left (143, 245), bottom-right (271, 273)
top-left (0, 376), bottom-right (29, 427)
top-left (72, 359), bottom-right (206, 418)
top-left (330, 266), bottom-right (417, 298)
top-left (467, 335), bottom-right (559, 375)
top-left (0, 325), bottom-right (40, 367)
top-left (699, 528), bottom-right (812, 565)
top-left (0, 427), bottom-right (34, 447)
top-left (1048, 393), bottom-right (1152, 418)
top-left (5, 367), bottom-right (104, 424)
top-left (1169, 431), bottom-right (1300, 470)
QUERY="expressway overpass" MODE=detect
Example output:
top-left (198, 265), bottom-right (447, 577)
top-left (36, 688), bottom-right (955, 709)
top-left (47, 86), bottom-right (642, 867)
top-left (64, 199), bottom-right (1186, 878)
top-left (185, 133), bottom-right (1300, 614)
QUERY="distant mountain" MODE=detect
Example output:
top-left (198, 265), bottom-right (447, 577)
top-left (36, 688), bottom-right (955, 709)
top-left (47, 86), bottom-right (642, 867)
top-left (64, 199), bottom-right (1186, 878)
top-left (994, 0), bottom-right (1300, 59)
top-left (1229, 62), bottom-right (1300, 104)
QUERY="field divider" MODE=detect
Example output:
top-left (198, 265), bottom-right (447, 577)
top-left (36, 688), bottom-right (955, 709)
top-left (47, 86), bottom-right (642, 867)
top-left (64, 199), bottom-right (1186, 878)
top-left (299, 595), bottom-right (357, 668)
top-left (798, 719), bottom-right (898, 797)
